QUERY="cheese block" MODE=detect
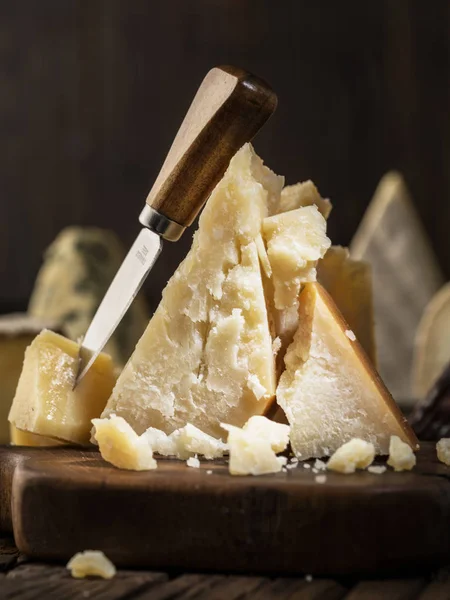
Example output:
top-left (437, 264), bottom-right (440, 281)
top-left (276, 282), bottom-right (418, 459)
top-left (0, 313), bottom-right (61, 444)
top-left (28, 227), bottom-right (149, 366)
top-left (9, 330), bottom-right (116, 444)
top-left (350, 172), bottom-right (443, 405)
top-left (317, 246), bottom-right (376, 364)
top-left (100, 144), bottom-right (283, 439)
top-left (412, 283), bottom-right (450, 399)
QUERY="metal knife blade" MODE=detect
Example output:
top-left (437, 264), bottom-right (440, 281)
top-left (74, 228), bottom-right (161, 386)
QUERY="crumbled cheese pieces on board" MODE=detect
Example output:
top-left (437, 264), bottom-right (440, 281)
top-left (437, 439), bottom-right (450, 466)
top-left (186, 456), bottom-right (200, 468)
top-left (387, 436), bottom-right (416, 471)
top-left (92, 414), bottom-right (157, 471)
top-left (221, 416), bottom-right (290, 476)
top-left (8, 330), bottom-right (116, 445)
top-left (367, 465), bottom-right (387, 474)
top-left (67, 550), bottom-right (116, 579)
top-left (143, 423), bottom-right (227, 459)
top-left (327, 439), bottom-right (375, 474)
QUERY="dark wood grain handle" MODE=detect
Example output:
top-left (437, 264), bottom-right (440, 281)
top-left (144, 65), bottom-right (277, 240)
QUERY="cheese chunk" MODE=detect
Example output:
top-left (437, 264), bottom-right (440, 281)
top-left (350, 172), bottom-right (443, 405)
top-left (387, 435), bottom-right (416, 471)
top-left (101, 145), bottom-right (282, 439)
top-left (436, 439), bottom-right (450, 466)
top-left (317, 246), bottom-right (376, 364)
top-left (9, 330), bottom-right (116, 445)
top-left (144, 423), bottom-right (227, 459)
top-left (221, 416), bottom-right (289, 476)
top-left (277, 181), bottom-right (332, 218)
top-left (67, 550), bottom-right (116, 579)
top-left (277, 283), bottom-right (418, 459)
top-left (92, 414), bottom-right (157, 471)
top-left (327, 439), bottom-right (375, 474)
top-left (29, 227), bottom-right (149, 366)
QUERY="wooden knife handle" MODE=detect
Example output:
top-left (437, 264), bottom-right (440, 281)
top-left (142, 65), bottom-right (277, 241)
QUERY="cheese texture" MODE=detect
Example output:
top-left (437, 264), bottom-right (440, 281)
top-left (9, 330), bottom-right (116, 445)
top-left (67, 551), bottom-right (116, 579)
top-left (100, 144), bottom-right (283, 439)
top-left (29, 227), bottom-right (149, 366)
top-left (221, 416), bottom-right (289, 476)
top-left (10, 425), bottom-right (65, 447)
top-left (317, 246), bottom-right (376, 364)
top-left (278, 181), bottom-right (332, 218)
top-left (327, 439), bottom-right (375, 474)
top-left (143, 423), bottom-right (227, 459)
top-left (276, 282), bottom-right (418, 459)
top-left (387, 435), bottom-right (416, 471)
top-left (436, 439), bottom-right (450, 466)
top-left (92, 414), bottom-right (157, 470)
top-left (350, 172), bottom-right (443, 405)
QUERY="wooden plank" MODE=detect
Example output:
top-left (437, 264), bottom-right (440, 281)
top-left (417, 580), bottom-right (450, 599)
top-left (344, 579), bottom-right (425, 600)
top-left (132, 574), bottom-right (226, 600)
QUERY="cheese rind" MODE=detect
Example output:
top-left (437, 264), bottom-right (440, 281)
top-left (67, 551), bottom-right (116, 579)
top-left (8, 330), bottom-right (116, 445)
top-left (101, 145), bottom-right (279, 439)
top-left (276, 283), bottom-right (418, 459)
top-left (92, 414), bottom-right (157, 471)
top-left (327, 439), bottom-right (375, 474)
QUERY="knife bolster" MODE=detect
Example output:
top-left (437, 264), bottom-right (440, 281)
top-left (139, 205), bottom-right (185, 242)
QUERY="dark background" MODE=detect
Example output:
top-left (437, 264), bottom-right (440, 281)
top-left (1, 0), bottom-right (449, 313)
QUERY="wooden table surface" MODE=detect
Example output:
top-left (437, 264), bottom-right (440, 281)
top-left (1, 536), bottom-right (450, 599)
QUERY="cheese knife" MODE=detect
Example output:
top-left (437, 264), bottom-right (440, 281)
top-left (74, 65), bottom-right (277, 386)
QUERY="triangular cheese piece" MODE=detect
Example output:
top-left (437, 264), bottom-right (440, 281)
top-left (276, 282), bottom-right (418, 459)
top-left (350, 172), bottom-right (443, 405)
top-left (317, 246), bottom-right (376, 365)
top-left (100, 144), bottom-right (284, 439)
top-left (412, 282), bottom-right (450, 399)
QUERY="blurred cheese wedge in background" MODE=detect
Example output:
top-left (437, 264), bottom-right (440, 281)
top-left (350, 172), bottom-right (443, 407)
top-left (0, 313), bottom-right (61, 444)
top-left (412, 282), bottom-right (450, 399)
top-left (277, 282), bottom-right (418, 459)
top-left (317, 246), bottom-right (376, 365)
top-left (28, 227), bottom-right (149, 367)
top-left (9, 330), bottom-right (116, 445)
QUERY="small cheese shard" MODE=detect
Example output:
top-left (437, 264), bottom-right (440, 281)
top-left (101, 145), bottom-right (282, 439)
top-left (327, 439), bottom-right (375, 474)
top-left (413, 283), bottom-right (450, 399)
top-left (350, 172), bottom-right (443, 405)
top-left (10, 425), bottom-right (65, 447)
top-left (368, 465), bottom-right (387, 474)
top-left (387, 436), bottom-right (416, 471)
top-left (315, 475), bottom-right (327, 484)
top-left (277, 283), bottom-right (418, 459)
top-left (317, 246), bottom-right (376, 364)
top-left (29, 227), bottom-right (149, 367)
top-left (143, 423), bottom-right (227, 460)
top-left (92, 414), bottom-right (157, 471)
top-left (221, 416), bottom-right (290, 476)
top-left (277, 181), bottom-right (332, 219)
top-left (8, 330), bottom-right (116, 445)
top-left (187, 456), bottom-right (200, 468)
top-left (67, 550), bottom-right (116, 579)
top-left (436, 439), bottom-right (450, 466)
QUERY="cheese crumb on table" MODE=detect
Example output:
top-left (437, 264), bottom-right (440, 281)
top-left (345, 329), bottom-right (356, 341)
top-left (368, 465), bottom-right (387, 474)
top-left (437, 439), bottom-right (450, 465)
top-left (303, 463), bottom-right (311, 469)
top-left (327, 439), bottom-right (375, 474)
top-left (387, 435), bottom-right (416, 471)
top-left (92, 415), bottom-right (157, 471)
top-left (315, 474), bottom-right (327, 484)
top-left (143, 423), bottom-right (227, 459)
top-left (221, 416), bottom-right (290, 476)
top-left (67, 550), bottom-right (116, 579)
top-left (206, 470), bottom-right (213, 475)
top-left (187, 456), bottom-right (200, 468)
top-left (314, 458), bottom-right (327, 471)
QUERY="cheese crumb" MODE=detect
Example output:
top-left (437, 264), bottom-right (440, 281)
top-left (315, 474), bottom-right (327, 484)
top-left (143, 423), bottom-right (227, 459)
top-left (437, 439), bottom-right (450, 466)
top-left (303, 463), bottom-right (311, 469)
top-left (290, 457), bottom-right (299, 464)
top-left (92, 415), bottom-right (156, 471)
top-left (272, 336), bottom-right (282, 356)
top-left (345, 329), bottom-right (356, 341)
top-left (221, 416), bottom-right (290, 476)
top-left (314, 458), bottom-right (327, 471)
top-left (187, 455), bottom-right (200, 468)
top-left (387, 436), bottom-right (416, 471)
top-left (368, 465), bottom-right (387, 475)
top-left (305, 574), bottom-right (313, 583)
top-left (67, 550), bottom-right (116, 579)
top-left (206, 470), bottom-right (213, 475)
top-left (327, 439), bottom-right (375, 474)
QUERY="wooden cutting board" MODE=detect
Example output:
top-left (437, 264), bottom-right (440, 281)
top-left (1, 443), bottom-right (449, 577)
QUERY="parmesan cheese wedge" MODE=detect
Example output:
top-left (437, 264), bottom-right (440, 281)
top-left (100, 144), bottom-right (283, 439)
top-left (276, 282), bottom-right (418, 459)
top-left (8, 330), bottom-right (116, 445)
top-left (317, 246), bottom-right (376, 364)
